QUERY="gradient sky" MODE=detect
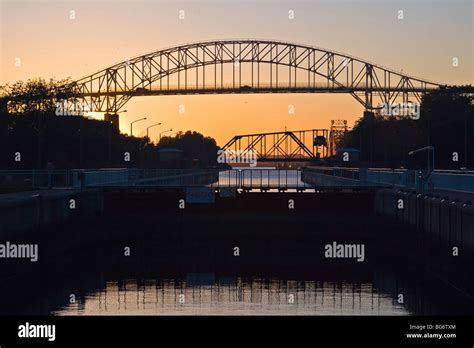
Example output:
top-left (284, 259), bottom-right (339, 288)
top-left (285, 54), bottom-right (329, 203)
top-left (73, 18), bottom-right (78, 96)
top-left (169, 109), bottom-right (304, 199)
top-left (1, 0), bottom-right (472, 145)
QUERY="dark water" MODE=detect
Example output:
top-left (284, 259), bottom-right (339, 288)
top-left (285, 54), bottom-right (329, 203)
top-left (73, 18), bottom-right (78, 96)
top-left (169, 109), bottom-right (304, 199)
top-left (1, 191), bottom-right (472, 316)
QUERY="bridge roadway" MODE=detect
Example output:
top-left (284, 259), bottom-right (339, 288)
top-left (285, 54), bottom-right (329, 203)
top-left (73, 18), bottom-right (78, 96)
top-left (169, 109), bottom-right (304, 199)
top-left (78, 83), bottom-right (441, 98)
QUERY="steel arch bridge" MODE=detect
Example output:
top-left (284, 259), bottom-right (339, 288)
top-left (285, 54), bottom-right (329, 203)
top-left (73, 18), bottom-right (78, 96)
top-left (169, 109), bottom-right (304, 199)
top-left (73, 39), bottom-right (444, 113)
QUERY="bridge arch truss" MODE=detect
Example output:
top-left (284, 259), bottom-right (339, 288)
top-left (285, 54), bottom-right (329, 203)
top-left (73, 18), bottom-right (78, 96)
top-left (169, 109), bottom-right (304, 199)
top-left (73, 39), bottom-right (443, 113)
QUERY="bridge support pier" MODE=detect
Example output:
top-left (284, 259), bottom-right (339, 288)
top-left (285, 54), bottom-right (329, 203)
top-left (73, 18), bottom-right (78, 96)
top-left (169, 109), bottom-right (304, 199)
top-left (104, 113), bottom-right (120, 129)
top-left (361, 111), bottom-right (375, 164)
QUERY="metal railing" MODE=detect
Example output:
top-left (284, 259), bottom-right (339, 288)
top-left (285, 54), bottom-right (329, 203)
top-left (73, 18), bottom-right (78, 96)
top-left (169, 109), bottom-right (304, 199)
top-left (0, 169), bottom-right (73, 192)
top-left (302, 167), bottom-right (474, 194)
top-left (7, 167), bottom-right (471, 193)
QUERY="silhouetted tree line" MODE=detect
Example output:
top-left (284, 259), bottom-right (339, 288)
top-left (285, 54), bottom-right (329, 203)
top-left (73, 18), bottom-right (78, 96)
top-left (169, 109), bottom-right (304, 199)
top-left (158, 131), bottom-right (224, 168)
top-left (0, 79), bottom-right (222, 169)
top-left (0, 111), bottom-right (223, 169)
top-left (0, 78), bottom-right (76, 114)
top-left (340, 87), bottom-right (473, 169)
top-left (0, 111), bottom-right (149, 168)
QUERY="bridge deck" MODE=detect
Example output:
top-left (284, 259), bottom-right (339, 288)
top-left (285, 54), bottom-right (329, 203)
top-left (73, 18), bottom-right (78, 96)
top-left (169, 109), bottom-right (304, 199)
top-left (79, 84), bottom-right (441, 98)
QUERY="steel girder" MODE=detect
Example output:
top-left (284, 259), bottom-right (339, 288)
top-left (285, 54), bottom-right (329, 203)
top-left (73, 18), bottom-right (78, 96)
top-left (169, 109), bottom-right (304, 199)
top-left (222, 129), bottom-right (329, 161)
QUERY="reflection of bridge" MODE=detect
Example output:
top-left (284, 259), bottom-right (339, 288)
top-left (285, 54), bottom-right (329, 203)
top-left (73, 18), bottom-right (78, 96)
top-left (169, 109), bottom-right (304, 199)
top-left (69, 277), bottom-right (406, 315)
top-left (73, 39), bottom-right (445, 114)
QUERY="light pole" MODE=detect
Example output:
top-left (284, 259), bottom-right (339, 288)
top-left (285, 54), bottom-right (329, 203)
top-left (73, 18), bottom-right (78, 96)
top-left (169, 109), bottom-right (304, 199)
top-left (130, 117), bottom-right (147, 136)
top-left (146, 123), bottom-right (161, 139)
top-left (464, 109), bottom-right (468, 168)
top-left (408, 146), bottom-right (435, 174)
top-left (409, 146), bottom-right (435, 191)
top-left (159, 128), bottom-right (173, 141)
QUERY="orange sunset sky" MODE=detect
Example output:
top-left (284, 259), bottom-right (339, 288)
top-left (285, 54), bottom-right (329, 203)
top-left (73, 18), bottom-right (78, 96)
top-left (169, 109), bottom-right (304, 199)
top-left (1, 0), bottom-right (472, 146)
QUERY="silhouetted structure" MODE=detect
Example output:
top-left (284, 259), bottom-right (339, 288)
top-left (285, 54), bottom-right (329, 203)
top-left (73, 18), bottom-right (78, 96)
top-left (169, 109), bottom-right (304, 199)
top-left (341, 87), bottom-right (474, 168)
top-left (329, 120), bottom-right (348, 156)
top-left (0, 112), bottom-right (220, 169)
top-left (222, 129), bottom-right (329, 161)
top-left (71, 39), bottom-right (444, 117)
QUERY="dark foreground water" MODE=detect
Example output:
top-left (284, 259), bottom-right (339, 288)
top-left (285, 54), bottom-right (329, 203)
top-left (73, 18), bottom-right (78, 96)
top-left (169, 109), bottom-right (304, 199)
top-left (0, 191), bottom-right (473, 316)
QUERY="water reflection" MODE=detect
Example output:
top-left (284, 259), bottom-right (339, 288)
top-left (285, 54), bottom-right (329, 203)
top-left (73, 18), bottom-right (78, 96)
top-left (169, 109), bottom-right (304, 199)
top-left (215, 169), bottom-right (310, 190)
top-left (54, 276), bottom-right (409, 315)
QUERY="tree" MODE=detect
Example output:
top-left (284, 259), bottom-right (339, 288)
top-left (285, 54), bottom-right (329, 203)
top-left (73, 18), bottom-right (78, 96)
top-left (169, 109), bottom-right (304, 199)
top-left (158, 131), bottom-right (221, 167)
top-left (0, 78), bottom-right (76, 114)
top-left (340, 86), bottom-right (473, 168)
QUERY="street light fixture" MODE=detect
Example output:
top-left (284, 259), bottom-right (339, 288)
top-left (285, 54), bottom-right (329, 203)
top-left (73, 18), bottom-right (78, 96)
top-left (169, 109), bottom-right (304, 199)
top-left (159, 128), bottom-right (173, 141)
top-left (408, 146), bottom-right (435, 192)
top-left (408, 146), bottom-right (435, 174)
top-left (130, 117), bottom-right (147, 136)
top-left (146, 123), bottom-right (162, 139)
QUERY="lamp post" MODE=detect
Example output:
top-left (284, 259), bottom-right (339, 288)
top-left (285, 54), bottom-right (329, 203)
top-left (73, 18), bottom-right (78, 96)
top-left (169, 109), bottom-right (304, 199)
top-left (408, 146), bottom-right (435, 174)
top-left (464, 109), bottom-right (468, 168)
top-left (130, 117), bottom-right (147, 136)
top-left (146, 123), bottom-right (161, 139)
top-left (408, 146), bottom-right (435, 191)
top-left (159, 128), bottom-right (173, 141)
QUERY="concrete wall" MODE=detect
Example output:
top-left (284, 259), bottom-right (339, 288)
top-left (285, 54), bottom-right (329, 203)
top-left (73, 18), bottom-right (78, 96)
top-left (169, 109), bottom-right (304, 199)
top-left (72, 169), bottom-right (129, 188)
top-left (374, 188), bottom-right (474, 294)
top-left (133, 170), bottom-right (219, 187)
top-left (302, 166), bottom-right (474, 293)
top-left (301, 169), bottom-right (361, 187)
top-left (374, 188), bottom-right (474, 255)
top-left (431, 172), bottom-right (474, 192)
top-left (0, 189), bottom-right (103, 238)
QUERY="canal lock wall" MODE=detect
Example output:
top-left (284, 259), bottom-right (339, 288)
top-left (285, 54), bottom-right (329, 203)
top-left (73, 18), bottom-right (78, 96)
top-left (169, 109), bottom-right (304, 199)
top-left (0, 189), bottom-right (103, 239)
top-left (374, 189), bottom-right (474, 298)
top-left (301, 168), bottom-right (474, 298)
